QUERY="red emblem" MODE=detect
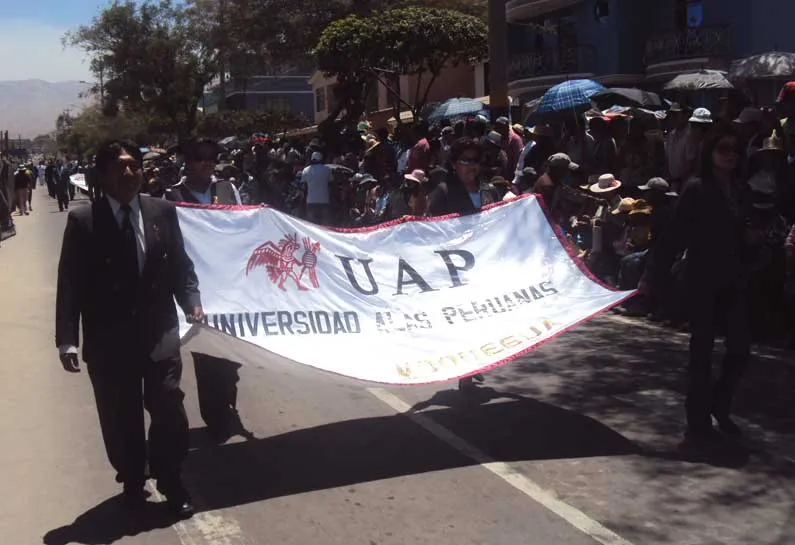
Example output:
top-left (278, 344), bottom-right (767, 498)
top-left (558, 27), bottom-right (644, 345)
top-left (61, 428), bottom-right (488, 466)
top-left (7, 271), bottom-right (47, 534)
top-left (246, 233), bottom-right (321, 291)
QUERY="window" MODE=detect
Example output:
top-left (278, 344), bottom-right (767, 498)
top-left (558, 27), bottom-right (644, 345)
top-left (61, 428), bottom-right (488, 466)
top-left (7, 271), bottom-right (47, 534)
top-left (263, 98), bottom-right (291, 113)
top-left (315, 87), bottom-right (326, 113)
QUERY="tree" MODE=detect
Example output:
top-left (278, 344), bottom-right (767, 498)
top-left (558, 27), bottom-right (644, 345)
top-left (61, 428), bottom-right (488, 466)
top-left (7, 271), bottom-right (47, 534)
top-left (196, 108), bottom-right (309, 137)
top-left (314, 7), bottom-right (487, 123)
top-left (211, 0), bottom-right (486, 72)
top-left (55, 104), bottom-right (169, 157)
top-left (66, 1), bottom-right (217, 143)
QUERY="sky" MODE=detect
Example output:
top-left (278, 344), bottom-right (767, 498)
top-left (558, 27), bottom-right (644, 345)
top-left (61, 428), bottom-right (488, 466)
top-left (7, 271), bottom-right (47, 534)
top-left (0, 1), bottom-right (106, 81)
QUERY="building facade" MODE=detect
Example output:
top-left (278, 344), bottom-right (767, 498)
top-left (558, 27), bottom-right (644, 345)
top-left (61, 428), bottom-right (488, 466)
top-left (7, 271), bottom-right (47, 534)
top-left (506, 0), bottom-right (795, 103)
top-left (310, 63), bottom-right (488, 126)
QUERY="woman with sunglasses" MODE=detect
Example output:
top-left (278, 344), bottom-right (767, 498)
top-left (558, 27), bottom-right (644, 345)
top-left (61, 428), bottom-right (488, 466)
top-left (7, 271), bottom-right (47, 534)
top-left (642, 126), bottom-right (752, 443)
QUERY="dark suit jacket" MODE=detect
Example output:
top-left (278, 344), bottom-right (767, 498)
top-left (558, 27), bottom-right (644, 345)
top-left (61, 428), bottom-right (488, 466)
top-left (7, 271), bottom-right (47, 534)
top-left (56, 195), bottom-right (201, 365)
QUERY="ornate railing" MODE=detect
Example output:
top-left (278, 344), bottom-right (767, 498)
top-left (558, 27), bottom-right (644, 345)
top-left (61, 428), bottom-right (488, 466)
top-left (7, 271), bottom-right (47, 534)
top-left (508, 45), bottom-right (597, 81)
top-left (644, 25), bottom-right (732, 65)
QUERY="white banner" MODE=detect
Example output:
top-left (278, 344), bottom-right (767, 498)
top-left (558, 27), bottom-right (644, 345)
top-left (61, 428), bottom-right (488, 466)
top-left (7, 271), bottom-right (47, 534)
top-left (69, 174), bottom-right (88, 192)
top-left (176, 196), bottom-right (634, 384)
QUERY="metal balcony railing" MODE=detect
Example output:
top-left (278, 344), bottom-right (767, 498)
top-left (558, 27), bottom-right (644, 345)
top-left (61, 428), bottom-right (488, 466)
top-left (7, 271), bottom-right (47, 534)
top-left (508, 45), bottom-right (597, 81)
top-left (644, 25), bottom-right (732, 66)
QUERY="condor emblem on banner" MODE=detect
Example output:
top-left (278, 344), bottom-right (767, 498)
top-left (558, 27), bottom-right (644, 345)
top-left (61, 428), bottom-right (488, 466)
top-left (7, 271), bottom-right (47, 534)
top-left (246, 233), bottom-right (321, 291)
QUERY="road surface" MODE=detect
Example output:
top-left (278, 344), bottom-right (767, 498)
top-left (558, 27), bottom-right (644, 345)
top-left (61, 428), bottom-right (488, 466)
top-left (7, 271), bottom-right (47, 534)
top-left (1, 188), bottom-right (794, 545)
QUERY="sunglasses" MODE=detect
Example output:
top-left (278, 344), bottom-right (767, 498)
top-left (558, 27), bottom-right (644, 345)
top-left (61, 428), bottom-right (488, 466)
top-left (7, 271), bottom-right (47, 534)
top-left (457, 156), bottom-right (481, 165)
top-left (715, 144), bottom-right (740, 155)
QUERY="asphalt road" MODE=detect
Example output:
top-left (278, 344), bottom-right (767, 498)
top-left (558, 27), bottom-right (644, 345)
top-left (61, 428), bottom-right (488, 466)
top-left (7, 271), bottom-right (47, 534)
top-left (2, 188), bottom-right (795, 545)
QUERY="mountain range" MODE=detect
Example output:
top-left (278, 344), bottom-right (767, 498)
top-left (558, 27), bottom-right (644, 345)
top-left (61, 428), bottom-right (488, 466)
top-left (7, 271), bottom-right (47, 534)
top-left (0, 80), bottom-right (91, 139)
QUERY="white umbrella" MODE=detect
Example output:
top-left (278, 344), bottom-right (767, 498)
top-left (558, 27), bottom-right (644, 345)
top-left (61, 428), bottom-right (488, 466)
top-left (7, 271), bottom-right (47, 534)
top-left (663, 70), bottom-right (733, 91)
top-left (730, 51), bottom-right (795, 80)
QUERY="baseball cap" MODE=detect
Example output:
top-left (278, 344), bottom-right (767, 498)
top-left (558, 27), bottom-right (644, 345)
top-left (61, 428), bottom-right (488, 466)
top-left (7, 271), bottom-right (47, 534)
top-left (310, 151), bottom-right (323, 162)
top-left (547, 153), bottom-right (579, 170)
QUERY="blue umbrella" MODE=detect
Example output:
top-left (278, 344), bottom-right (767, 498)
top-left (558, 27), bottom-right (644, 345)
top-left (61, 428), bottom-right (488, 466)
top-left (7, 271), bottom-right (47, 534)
top-left (537, 79), bottom-right (608, 116)
top-left (427, 98), bottom-right (488, 122)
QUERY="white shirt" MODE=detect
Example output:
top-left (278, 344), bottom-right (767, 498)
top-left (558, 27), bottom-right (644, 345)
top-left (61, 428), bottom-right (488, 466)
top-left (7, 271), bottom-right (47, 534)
top-left (301, 163), bottom-right (332, 205)
top-left (167, 176), bottom-right (243, 205)
top-left (58, 196), bottom-right (146, 357)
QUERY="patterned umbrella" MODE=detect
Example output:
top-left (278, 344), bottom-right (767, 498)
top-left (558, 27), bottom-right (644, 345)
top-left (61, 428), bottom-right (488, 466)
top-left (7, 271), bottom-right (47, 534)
top-left (729, 52), bottom-right (795, 80)
top-left (536, 79), bottom-right (608, 115)
top-left (427, 98), bottom-right (488, 122)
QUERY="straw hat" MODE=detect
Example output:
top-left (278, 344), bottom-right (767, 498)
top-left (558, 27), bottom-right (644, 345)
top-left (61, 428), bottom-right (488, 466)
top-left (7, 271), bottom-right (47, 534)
top-left (590, 173), bottom-right (622, 193)
top-left (629, 199), bottom-right (653, 216)
top-left (611, 197), bottom-right (637, 215)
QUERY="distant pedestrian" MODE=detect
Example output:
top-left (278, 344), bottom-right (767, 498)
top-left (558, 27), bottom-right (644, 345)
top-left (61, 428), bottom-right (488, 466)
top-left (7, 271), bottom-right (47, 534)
top-left (13, 166), bottom-right (31, 215)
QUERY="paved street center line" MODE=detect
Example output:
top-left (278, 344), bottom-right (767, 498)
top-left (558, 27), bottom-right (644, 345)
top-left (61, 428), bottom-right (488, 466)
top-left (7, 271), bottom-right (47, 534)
top-left (367, 387), bottom-right (636, 545)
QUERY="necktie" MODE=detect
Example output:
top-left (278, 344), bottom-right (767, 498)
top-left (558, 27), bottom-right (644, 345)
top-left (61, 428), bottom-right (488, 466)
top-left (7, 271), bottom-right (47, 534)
top-left (120, 204), bottom-right (139, 276)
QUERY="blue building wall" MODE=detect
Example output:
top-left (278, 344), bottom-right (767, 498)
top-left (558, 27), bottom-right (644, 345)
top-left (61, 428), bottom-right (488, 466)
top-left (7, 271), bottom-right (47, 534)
top-left (508, 0), bottom-right (795, 81)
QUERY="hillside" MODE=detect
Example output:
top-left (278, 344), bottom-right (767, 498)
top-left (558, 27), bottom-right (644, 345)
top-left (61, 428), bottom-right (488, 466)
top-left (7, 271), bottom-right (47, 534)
top-left (0, 80), bottom-right (90, 139)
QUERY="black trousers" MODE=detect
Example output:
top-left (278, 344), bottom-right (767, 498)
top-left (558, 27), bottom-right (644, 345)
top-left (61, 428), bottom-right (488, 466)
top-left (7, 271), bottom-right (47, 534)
top-left (686, 282), bottom-right (751, 430)
top-left (192, 353), bottom-right (241, 431)
top-left (87, 356), bottom-right (189, 489)
top-left (56, 186), bottom-right (70, 210)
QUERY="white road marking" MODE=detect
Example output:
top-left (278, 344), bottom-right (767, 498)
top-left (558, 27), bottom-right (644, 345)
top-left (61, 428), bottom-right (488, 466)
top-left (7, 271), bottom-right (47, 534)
top-left (367, 387), bottom-right (636, 545)
top-left (147, 482), bottom-right (249, 545)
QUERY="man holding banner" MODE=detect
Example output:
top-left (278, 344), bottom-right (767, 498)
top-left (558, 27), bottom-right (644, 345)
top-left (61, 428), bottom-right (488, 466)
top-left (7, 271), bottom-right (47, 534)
top-left (165, 138), bottom-right (245, 441)
top-left (56, 140), bottom-right (203, 518)
top-left (427, 137), bottom-right (500, 390)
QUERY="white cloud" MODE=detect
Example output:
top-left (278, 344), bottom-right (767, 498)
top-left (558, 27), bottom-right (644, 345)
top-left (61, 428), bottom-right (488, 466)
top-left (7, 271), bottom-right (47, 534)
top-left (0, 19), bottom-right (93, 82)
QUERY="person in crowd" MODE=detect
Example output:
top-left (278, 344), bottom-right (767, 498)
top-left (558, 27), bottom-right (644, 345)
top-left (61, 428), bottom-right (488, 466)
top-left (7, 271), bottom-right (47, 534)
top-left (642, 126), bottom-right (752, 443)
top-left (482, 130), bottom-right (509, 180)
top-left (56, 140), bottom-right (202, 517)
top-left (407, 122), bottom-right (432, 174)
top-left (13, 165), bottom-right (32, 215)
top-left (589, 116), bottom-right (618, 175)
top-left (55, 161), bottom-right (71, 212)
top-left (299, 151), bottom-right (333, 225)
top-left (665, 103), bottom-right (697, 191)
top-left (401, 169), bottom-right (430, 216)
top-left (494, 116), bottom-right (524, 177)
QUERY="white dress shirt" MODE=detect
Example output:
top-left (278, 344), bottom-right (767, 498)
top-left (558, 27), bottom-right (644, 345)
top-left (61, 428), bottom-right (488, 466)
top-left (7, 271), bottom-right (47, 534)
top-left (59, 196), bottom-right (147, 356)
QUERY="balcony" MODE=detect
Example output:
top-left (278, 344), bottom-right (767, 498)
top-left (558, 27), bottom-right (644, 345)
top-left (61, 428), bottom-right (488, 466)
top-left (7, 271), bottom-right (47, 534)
top-left (506, 0), bottom-right (585, 23)
top-left (645, 26), bottom-right (732, 76)
top-left (508, 45), bottom-right (596, 82)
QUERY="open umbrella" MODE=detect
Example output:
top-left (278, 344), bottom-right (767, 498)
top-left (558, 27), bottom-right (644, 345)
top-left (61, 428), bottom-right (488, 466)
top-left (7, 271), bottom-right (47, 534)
top-left (663, 70), bottom-right (733, 91)
top-left (593, 88), bottom-right (663, 108)
top-left (729, 51), bottom-right (795, 80)
top-left (536, 79), bottom-right (607, 116)
top-left (427, 98), bottom-right (488, 122)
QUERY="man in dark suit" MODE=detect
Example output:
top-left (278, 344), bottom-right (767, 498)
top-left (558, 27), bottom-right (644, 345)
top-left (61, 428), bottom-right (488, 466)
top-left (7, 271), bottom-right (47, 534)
top-left (56, 140), bottom-right (204, 518)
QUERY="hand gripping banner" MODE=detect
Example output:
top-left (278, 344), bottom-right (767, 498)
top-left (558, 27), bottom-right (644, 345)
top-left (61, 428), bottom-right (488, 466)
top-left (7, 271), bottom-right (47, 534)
top-left (176, 195), bottom-right (634, 385)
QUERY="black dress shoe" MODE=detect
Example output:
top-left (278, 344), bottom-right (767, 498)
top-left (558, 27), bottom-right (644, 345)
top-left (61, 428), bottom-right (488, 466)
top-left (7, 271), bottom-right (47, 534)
top-left (684, 426), bottom-right (724, 443)
top-left (167, 496), bottom-right (195, 519)
top-left (713, 414), bottom-right (743, 437)
top-left (122, 485), bottom-right (150, 509)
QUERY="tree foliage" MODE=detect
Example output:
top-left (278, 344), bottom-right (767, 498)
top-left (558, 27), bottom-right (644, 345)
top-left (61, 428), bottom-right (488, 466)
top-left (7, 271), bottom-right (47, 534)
top-left (65, 0), bottom-right (217, 142)
top-left (196, 109), bottom-right (309, 137)
top-left (314, 7), bottom-right (487, 122)
top-left (211, 0), bottom-right (486, 70)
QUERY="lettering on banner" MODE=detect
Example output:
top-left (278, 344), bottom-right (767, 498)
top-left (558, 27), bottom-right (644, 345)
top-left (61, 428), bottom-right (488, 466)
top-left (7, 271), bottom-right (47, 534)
top-left (207, 311), bottom-right (362, 337)
top-left (395, 319), bottom-right (561, 379)
top-left (335, 250), bottom-right (477, 296)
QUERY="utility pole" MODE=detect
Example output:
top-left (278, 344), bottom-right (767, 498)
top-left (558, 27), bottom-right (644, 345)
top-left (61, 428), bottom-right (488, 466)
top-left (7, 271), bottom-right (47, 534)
top-left (217, 0), bottom-right (228, 111)
top-left (488, 0), bottom-right (510, 120)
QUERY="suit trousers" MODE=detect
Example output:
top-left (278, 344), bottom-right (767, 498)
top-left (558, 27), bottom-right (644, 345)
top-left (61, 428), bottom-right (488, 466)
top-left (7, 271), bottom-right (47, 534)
top-left (192, 353), bottom-right (241, 431)
top-left (56, 186), bottom-right (70, 210)
top-left (686, 281), bottom-right (751, 431)
top-left (87, 354), bottom-right (189, 489)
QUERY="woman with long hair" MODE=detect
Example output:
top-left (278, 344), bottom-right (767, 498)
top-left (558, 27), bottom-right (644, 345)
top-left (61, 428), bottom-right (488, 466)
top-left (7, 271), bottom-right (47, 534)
top-left (642, 126), bottom-right (752, 442)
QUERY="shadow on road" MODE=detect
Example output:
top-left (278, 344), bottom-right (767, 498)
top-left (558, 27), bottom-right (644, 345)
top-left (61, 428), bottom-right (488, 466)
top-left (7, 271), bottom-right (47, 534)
top-left (184, 396), bottom-right (638, 513)
top-left (42, 495), bottom-right (176, 545)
